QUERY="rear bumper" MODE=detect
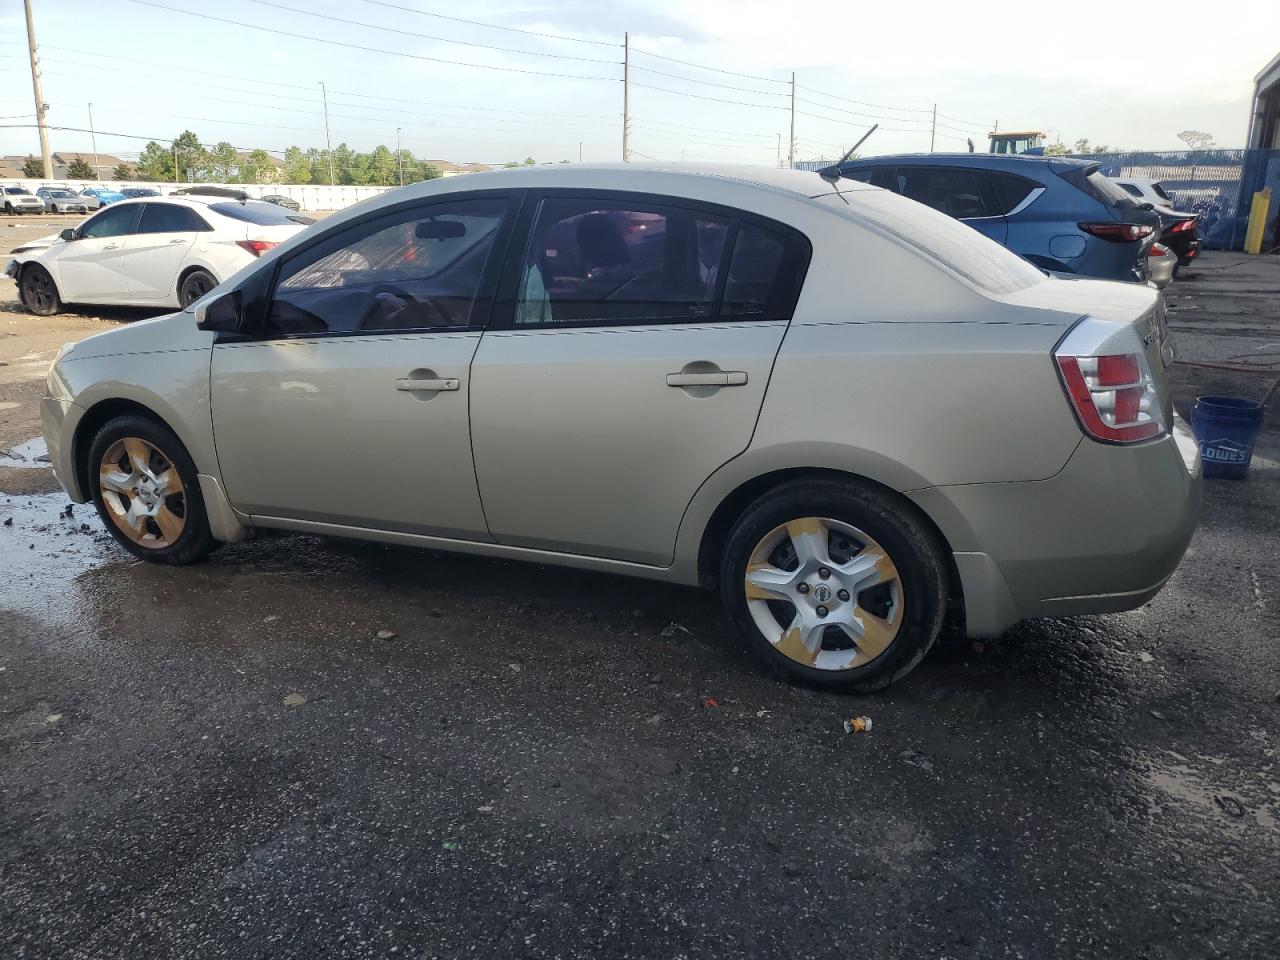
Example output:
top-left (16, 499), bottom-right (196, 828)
top-left (911, 416), bottom-right (1202, 637)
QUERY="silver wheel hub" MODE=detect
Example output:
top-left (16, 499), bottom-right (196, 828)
top-left (744, 517), bottom-right (904, 671)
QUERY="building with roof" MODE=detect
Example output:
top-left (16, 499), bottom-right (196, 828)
top-left (1248, 51), bottom-right (1280, 149)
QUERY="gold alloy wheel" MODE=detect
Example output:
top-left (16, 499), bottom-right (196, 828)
top-left (97, 437), bottom-right (187, 549)
top-left (744, 517), bottom-right (904, 671)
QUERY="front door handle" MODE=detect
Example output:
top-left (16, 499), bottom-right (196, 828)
top-left (102, 243), bottom-right (119, 250)
top-left (395, 377), bottom-right (459, 392)
top-left (168, 238), bottom-right (187, 245)
top-left (666, 371), bottom-right (748, 387)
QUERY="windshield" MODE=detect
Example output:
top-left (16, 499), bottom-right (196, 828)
top-left (5, 187), bottom-right (31, 195)
top-left (45, 190), bottom-right (76, 199)
top-left (821, 188), bottom-right (1045, 295)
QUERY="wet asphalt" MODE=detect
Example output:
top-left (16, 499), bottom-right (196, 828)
top-left (2, 253), bottom-right (1280, 959)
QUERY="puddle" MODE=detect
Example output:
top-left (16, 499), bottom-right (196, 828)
top-left (0, 490), bottom-right (124, 622)
top-left (1142, 752), bottom-right (1280, 846)
top-left (0, 436), bottom-right (50, 469)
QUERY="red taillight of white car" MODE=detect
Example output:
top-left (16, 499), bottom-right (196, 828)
top-left (236, 239), bottom-right (277, 257)
top-left (1078, 222), bottom-right (1155, 242)
top-left (1055, 319), bottom-right (1166, 444)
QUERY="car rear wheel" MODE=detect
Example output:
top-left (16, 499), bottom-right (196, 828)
top-left (718, 478), bottom-right (948, 692)
top-left (178, 269), bottom-right (216, 307)
top-left (88, 415), bottom-right (217, 565)
top-left (19, 264), bottom-right (61, 316)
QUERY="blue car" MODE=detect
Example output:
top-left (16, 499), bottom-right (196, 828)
top-left (78, 186), bottom-right (127, 210)
top-left (836, 154), bottom-right (1162, 283)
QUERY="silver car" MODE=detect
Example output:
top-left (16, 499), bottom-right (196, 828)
top-left (39, 165), bottom-right (1202, 691)
top-left (35, 187), bottom-right (89, 214)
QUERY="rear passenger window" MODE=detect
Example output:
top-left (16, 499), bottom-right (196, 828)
top-left (890, 168), bottom-right (991, 218)
top-left (514, 199), bottom-right (730, 326)
top-left (722, 225), bottom-right (787, 317)
top-left (138, 203), bottom-right (210, 233)
top-left (841, 169), bottom-right (875, 183)
top-left (988, 173), bottom-right (1040, 215)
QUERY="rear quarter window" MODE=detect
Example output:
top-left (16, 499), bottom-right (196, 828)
top-left (828, 188), bottom-right (1045, 294)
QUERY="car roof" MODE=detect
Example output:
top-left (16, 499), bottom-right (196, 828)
top-left (841, 153), bottom-right (1097, 172)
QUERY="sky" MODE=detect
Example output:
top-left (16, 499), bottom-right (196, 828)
top-left (1, 0), bottom-right (1277, 169)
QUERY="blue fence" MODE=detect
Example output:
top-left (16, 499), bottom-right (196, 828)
top-left (1071, 149), bottom-right (1280, 250)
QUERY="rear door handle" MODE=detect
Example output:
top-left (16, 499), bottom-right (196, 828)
top-left (395, 377), bottom-right (459, 392)
top-left (102, 243), bottom-right (119, 250)
top-left (168, 238), bottom-right (187, 245)
top-left (666, 371), bottom-right (748, 387)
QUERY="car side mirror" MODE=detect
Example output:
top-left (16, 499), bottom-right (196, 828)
top-left (59, 228), bottom-right (76, 242)
top-left (194, 290), bottom-right (241, 332)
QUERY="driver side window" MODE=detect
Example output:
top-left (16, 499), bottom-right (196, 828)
top-left (80, 204), bottom-right (141, 239)
top-left (264, 196), bottom-right (509, 338)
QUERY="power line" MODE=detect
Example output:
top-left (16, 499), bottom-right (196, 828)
top-left (793, 109), bottom-right (925, 134)
top-left (627, 46), bottom-right (788, 84)
top-left (794, 96), bottom-right (933, 127)
top-left (352, 0), bottom-right (618, 48)
top-left (123, 0), bottom-right (621, 82)
top-left (628, 81), bottom-right (786, 110)
top-left (627, 63), bottom-right (787, 97)
top-left (245, 0), bottom-right (620, 65)
top-left (793, 83), bottom-right (933, 114)
top-left (40, 47), bottom-right (616, 121)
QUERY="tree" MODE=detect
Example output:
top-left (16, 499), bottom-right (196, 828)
top-left (171, 130), bottom-right (206, 182)
top-left (332, 143), bottom-right (356, 184)
top-left (237, 149), bottom-right (279, 184)
top-left (282, 146), bottom-right (311, 184)
top-left (113, 162), bottom-right (135, 180)
top-left (1042, 140), bottom-right (1070, 155)
top-left (369, 144), bottom-right (397, 186)
top-left (421, 163), bottom-right (441, 181)
top-left (67, 158), bottom-right (96, 179)
top-left (207, 141), bottom-right (237, 182)
top-left (21, 155), bottom-right (43, 178)
top-left (503, 161), bottom-right (520, 168)
top-left (522, 157), bottom-right (535, 166)
top-left (136, 141), bottom-right (175, 181)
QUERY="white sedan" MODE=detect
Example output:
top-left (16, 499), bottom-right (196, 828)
top-left (6, 192), bottom-right (313, 313)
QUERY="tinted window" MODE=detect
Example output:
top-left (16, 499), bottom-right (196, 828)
top-left (514, 198), bottom-right (730, 326)
top-left (265, 196), bottom-right (508, 337)
top-left (823, 189), bottom-right (1044, 294)
top-left (722, 224), bottom-right (788, 317)
top-left (79, 204), bottom-right (140, 239)
top-left (1152, 182), bottom-right (1173, 201)
top-left (210, 201), bottom-right (313, 226)
top-left (989, 173), bottom-right (1039, 214)
top-left (1118, 182), bottom-right (1144, 198)
top-left (138, 203), bottom-right (210, 233)
top-left (888, 167), bottom-right (991, 218)
top-left (841, 168), bottom-right (875, 183)
top-left (5, 188), bottom-right (30, 195)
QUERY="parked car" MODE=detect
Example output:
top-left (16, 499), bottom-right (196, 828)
top-left (79, 186), bottom-right (128, 210)
top-left (2, 186), bottom-right (45, 215)
top-left (33, 165), bottom-right (1201, 692)
top-left (119, 187), bottom-right (162, 199)
top-left (1147, 242), bottom-right (1175, 289)
top-left (1109, 177), bottom-right (1201, 267)
top-left (7, 195), bottom-right (313, 311)
top-left (35, 187), bottom-right (90, 214)
top-left (836, 154), bottom-right (1161, 283)
top-left (261, 193), bottom-right (301, 211)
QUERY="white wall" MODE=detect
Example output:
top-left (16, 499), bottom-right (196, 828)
top-left (0, 179), bottom-right (392, 212)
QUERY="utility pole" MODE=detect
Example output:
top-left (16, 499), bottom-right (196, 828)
top-left (88, 102), bottom-right (99, 179)
top-left (622, 33), bottom-right (630, 162)
top-left (23, 0), bottom-right (52, 179)
top-left (578, 141), bottom-right (583, 163)
top-left (396, 127), bottom-right (403, 186)
top-left (172, 145), bottom-right (180, 184)
top-left (929, 103), bottom-right (937, 153)
top-left (788, 72), bottom-right (795, 169)
top-left (319, 81), bottom-right (335, 185)
top-left (776, 133), bottom-right (781, 169)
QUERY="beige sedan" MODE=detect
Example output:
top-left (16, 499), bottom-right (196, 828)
top-left (40, 164), bottom-right (1202, 691)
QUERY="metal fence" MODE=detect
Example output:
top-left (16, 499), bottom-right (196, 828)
top-left (1072, 149), bottom-right (1280, 250)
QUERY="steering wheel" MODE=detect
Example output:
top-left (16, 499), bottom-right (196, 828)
top-left (359, 284), bottom-right (449, 329)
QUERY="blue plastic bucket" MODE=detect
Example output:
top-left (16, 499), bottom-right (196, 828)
top-left (1192, 395), bottom-right (1265, 480)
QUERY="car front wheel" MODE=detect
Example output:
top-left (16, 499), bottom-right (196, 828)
top-left (19, 264), bottom-right (61, 316)
top-left (719, 478), bottom-right (948, 692)
top-left (178, 269), bottom-right (217, 307)
top-left (88, 415), bottom-right (217, 564)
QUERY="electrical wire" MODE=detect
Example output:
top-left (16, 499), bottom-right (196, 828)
top-left (123, 0), bottom-right (621, 82)
top-left (352, 0), bottom-right (618, 48)
top-left (793, 83), bottom-right (933, 114)
top-left (628, 46), bottom-right (788, 84)
top-left (628, 81), bottom-right (787, 110)
top-left (627, 63), bottom-right (787, 98)
top-left (244, 0), bottom-right (621, 65)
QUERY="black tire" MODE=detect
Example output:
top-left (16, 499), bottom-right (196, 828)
top-left (718, 477), bottom-right (948, 693)
top-left (87, 414), bottom-right (218, 565)
top-left (178, 269), bottom-right (217, 307)
top-left (3, 203), bottom-right (12, 215)
top-left (19, 264), bottom-right (62, 317)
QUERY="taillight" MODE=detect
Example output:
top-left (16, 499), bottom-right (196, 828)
top-left (236, 239), bottom-right (277, 257)
top-left (1167, 218), bottom-right (1196, 234)
top-left (1148, 244), bottom-right (1169, 258)
top-left (1055, 319), bottom-right (1166, 444)
top-left (1079, 222), bottom-right (1155, 242)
